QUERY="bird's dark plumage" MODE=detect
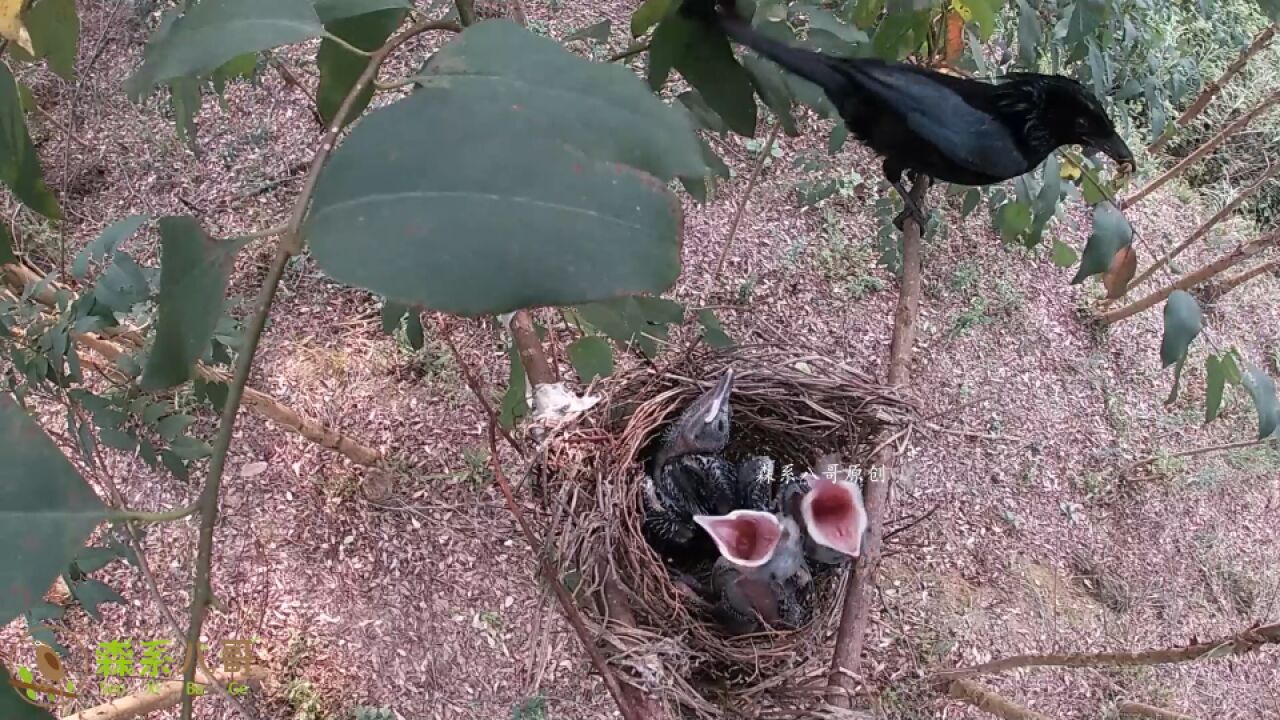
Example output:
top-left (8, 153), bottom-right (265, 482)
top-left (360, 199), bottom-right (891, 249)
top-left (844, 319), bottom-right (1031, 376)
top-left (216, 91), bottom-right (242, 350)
top-left (681, 0), bottom-right (1135, 225)
top-left (642, 369), bottom-right (738, 557)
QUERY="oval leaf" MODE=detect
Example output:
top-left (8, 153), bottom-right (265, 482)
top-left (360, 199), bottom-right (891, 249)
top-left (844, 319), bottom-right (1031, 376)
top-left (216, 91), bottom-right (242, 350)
top-left (126, 0), bottom-right (324, 98)
top-left (0, 393), bottom-right (107, 627)
top-left (25, 0), bottom-right (79, 80)
top-left (140, 218), bottom-right (243, 391)
top-left (1102, 244), bottom-right (1137, 299)
top-left (1241, 366), bottom-right (1280, 439)
top-left (0, 62), bottom-right (60, 219)
top-left (648, 11), bottom-right (758, 136)
top-left (316, 8), bottom-right (407, 128)
top-left (1159, 290), bottom-right (1203, 369)
top-left (568, 336), bottom-right (614, 383)
top-left (1072, 201), bottom-right (1131, 284)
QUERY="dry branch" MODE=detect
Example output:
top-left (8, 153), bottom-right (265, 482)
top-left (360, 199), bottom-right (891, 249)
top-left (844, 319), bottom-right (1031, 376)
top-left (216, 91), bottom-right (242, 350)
top-left (828, 175), bottom-right (930, 702)
top-left (1102, 228), bottom-right (1280, 325)
top-left (1218, 255), bottom-right (1280, 293)
top-left (1126, 162), bottom-right (1280, 293)
top-left (1123, 436), bottom-right (1278, 475)
top-left (1117, 700), bottom-right (1200, 720)
top-left (947, 680), bottom-right (1051, 720)
top-left (715, 121), bottom-right (782, 279)
top-left (1148, 24), bottom-right (1277, 155)
top-left (1125, 88), bottom-right (1280, 209)
top-left (510, 310), bottom-right (558, 386)
top-left (936, 622), bottom-right (1280, 680)
top-left (1, 262), bottom-right (383, 466)
top-left (59, 667), bottom-right (267, 720)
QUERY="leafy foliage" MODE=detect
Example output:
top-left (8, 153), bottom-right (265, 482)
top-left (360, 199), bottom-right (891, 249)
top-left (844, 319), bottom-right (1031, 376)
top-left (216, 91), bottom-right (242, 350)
top-left (305, 21), bottom-right (704, 316)
top-left (1160, 290), bottom-right (1204, 369)
top-left (23, 0), bottom-right (80, 81)
top-left (317, 8), bottom-right (408, 128)
top-left (0, 394), bottom-right (107, 627)
top-left (0, 61), bottom-right (60, 219)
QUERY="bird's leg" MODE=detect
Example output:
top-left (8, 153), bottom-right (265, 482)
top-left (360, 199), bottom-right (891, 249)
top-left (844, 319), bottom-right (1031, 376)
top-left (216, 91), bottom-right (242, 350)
top-left (891, 178), bottom-right (929, 231)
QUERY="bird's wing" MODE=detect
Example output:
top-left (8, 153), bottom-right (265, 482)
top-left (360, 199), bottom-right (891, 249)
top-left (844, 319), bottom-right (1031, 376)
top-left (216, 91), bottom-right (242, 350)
top-left (845, 62), bottom-right (1029, 179)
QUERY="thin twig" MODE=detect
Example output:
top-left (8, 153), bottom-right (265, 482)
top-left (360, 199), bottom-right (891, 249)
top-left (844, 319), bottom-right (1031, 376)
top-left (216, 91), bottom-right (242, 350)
top-left (609, 41), bottom-right (650, 63)
top-left (1121, 436), bottom-right (1279, 475)
top-left (715, 121), bottom-right (781, 279)
top-left (177, 19), bottom-right (462, 719)
top-left (934, 622), bottom-right (1280, 680)
top-left (1117, 700), bottom-right (1201, 720)
top-left (1125, 88), bottom-right (1280, 209)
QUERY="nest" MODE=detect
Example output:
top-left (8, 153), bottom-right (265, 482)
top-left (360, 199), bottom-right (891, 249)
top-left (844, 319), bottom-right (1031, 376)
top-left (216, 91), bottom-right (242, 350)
top-left (539, 344), bottom-right (917, 718)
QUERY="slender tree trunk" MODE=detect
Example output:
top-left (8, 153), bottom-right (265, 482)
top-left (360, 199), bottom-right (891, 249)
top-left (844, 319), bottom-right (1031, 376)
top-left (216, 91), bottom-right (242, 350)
top-left (1125, 88), bottom-right (1280, 209)
top-left (1147, 24), bottom-right (1277, 155)
top-left (1102, 230), bottom-right (1279, 325)
top-left (828, 176), bottom-right (929, 703)
top-left (1125, 162), bottom-right (1280, 294)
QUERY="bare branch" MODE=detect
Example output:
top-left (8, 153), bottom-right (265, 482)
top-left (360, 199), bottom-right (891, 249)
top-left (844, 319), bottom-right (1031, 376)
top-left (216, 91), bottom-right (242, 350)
top-left (947, 680), bottom-right (1052, 720)
top-left (715, 121), bottom-right (782, 279)
top-left (1117, 700), bottom-right (1201, 720)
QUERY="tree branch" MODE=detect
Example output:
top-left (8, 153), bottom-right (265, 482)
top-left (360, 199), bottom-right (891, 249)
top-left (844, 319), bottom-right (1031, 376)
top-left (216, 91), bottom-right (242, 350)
top-left (1125, 162), bottom-right (1280, 294)
top-left (59, 667), bottom-right (267, 720)
top-left (1217, 255), bottom-right (1280, 294)
top-left (1125, 88), bottom-right (1280, 209)
top-left (828, 175), bottom-right (929, 702)
top-left (510, 310), bottom-right (558, 386)
top-left (1147, 24), bottom-right (1277, 155)
top-left (715, 121), bottom-right (781, 279)
top-left (177, 19), bottom-right (460, 719)
top-left (1101, 229), bottom-right (1279, 325)
top-left (935, 622), bottom-right (1280, 680)
top-left (947, 680), bottom-right (1051, 720)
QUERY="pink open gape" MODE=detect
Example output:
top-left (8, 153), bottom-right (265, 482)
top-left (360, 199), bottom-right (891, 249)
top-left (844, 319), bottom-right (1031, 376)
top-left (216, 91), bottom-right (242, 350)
top-left (694, 510), bottom-right (782, 567)
top-left (802, 477), bottom-right (868, 557)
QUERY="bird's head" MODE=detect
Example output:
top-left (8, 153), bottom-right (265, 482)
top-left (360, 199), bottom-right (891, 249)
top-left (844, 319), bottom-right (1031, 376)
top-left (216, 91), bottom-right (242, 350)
top-left (1042, 76), bottom-right (1135, 173)
top-left (799, 473), bottom-right (868, 558)
top-left (659, 368), bottom-right (734, 462)
top-left (695, 509), bottom-right (782, 568)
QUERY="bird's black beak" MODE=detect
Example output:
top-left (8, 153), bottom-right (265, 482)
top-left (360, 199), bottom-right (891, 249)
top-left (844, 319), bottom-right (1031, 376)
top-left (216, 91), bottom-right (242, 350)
top-left (1087, 134), bottom-right (1135, 174)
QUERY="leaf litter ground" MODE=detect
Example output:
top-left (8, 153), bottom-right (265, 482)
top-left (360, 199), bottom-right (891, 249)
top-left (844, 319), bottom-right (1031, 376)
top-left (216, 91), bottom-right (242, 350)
top-left (0, 1), bottom-right (1278, 718)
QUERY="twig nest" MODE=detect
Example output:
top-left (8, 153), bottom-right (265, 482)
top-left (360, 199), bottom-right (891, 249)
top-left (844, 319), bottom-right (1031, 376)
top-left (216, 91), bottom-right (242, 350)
top-left (542, 345), bottom-right (916, 718)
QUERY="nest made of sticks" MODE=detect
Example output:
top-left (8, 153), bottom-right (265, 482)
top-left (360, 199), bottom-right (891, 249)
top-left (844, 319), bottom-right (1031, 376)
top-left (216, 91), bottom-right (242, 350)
top-left (540, 344), bottom-right (917, 718)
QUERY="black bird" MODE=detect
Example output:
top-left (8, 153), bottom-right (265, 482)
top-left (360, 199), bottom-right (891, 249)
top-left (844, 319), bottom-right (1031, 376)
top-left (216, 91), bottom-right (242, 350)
top-left (694, 509), bottom-right (814, 633)
top-left (681, 0), bottom-right (1135, 228)
top-left (642, 370), bottom-right (740, 557)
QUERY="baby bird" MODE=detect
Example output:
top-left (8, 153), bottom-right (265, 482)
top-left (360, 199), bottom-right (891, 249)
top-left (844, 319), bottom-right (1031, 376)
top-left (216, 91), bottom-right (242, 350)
top-left (735, 455), bottom-right (776, 510)
top-left (694, 509), bottom-right (814, 634)
top-left (642, 370), bottom-right (739, 558)
top-left (778, 456), bottom-right (869, 572)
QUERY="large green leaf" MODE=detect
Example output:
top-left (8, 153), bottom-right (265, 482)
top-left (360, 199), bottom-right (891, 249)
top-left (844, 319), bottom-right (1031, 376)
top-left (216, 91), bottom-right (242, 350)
top-left (317, 8), bottom-right (407, 128)
top-left (306, 22), bottom-right (697, 316)
top-left (742, 54), bottom-right (799, 136)
top-left (72, 216), bottom-right (150, 280)
top-left (648, 11), bottom-right (758, 136)
top-left (0, 63), bottom-right (60, 220)
top-left (631, 0), bottom-right (674, 37)
top-left (313, 0), bottom-right (411, 23)
top-left (697, 308), bottom-right (734, 348)
top-left (1, 662), bottom-right (57, 720)
top-left (1071, 201), bottom-right (1131, 284)
top-left (1159, 290), bottom-right (1203, 369)
top-left (1242, 366), bottom-right (1280, 439)
top-left (567, 336), bottom-right (614, 382)
top-left (126, 0), bottom-right (324, 98)
top-left (25, 0), bottom-right (80, 80)
top-left (140, 218), bottom-right (243, 391)
top-left (1015, 0), bottom-right (1040, 67)
top-left (995, 201), bottom-right (1032, 243)
top-left (1257, 0), bottom-right (1280, 22)
top-left (0, 394), bottom-right (108, 628)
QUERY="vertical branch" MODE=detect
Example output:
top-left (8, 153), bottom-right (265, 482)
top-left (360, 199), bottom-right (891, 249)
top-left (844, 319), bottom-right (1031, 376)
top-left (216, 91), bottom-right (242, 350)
top-left (1148, 24), bottom-right (1277, 155)
top-left (177, 19), bottom-right (461, 719)
top-left (828, 175), bottom-right (929, 702)
top-left (1126, 162), bottom-right (1280, 293)
top-left (454, 0), bottom-right (477, 26)
top-left (1125, 88), bottom-right (1280, 209)
top-left (1101, 229), bottom-right (1279, 325)
top-left (714, 121), bottom-right (781, 280)
top-left (510, 310), bottom-right (558, 386)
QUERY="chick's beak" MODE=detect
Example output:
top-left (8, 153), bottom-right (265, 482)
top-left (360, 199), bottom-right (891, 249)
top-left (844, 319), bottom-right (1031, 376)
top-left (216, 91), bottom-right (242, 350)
top-left (694, 510), bottom-right (781, 568)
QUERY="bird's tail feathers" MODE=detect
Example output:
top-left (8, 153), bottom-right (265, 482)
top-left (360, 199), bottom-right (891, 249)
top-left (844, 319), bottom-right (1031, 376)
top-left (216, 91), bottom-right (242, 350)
top-left (679, 0), bottom-right (850, 98)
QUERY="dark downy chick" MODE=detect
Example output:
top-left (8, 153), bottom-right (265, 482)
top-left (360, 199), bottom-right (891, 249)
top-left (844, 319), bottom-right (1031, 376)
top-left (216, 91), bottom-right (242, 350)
top-left (695, 510), bottom-right (814, 633)
top-left (643, 370), bottom-right (740, 557)
top-left (735, 455), bottom-right (776, 510)
top-left (681, 0), bottom-right (1135, 227)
